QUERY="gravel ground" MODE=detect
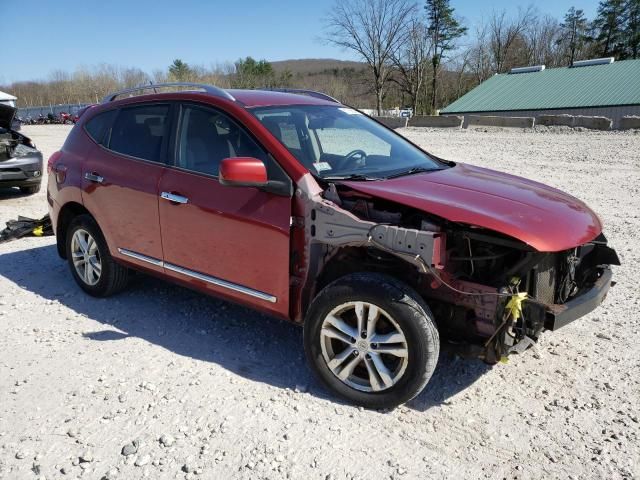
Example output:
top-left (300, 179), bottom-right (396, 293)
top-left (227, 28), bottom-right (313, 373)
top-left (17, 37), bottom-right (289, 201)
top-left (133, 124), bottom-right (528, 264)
top-left (0, 125), bottom-right (638, 480)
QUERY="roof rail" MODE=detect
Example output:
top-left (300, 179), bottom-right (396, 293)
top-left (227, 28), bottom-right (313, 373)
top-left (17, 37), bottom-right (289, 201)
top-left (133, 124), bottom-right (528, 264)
top-left (101, 82), bottom-right (235, 103)
top-left (260, 88), bottom-right (340, 103)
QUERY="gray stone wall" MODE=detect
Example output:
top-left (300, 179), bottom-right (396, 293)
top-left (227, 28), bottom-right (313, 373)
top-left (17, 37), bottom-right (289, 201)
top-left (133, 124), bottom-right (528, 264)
top-left (443, 105), bottom-right (640, 129)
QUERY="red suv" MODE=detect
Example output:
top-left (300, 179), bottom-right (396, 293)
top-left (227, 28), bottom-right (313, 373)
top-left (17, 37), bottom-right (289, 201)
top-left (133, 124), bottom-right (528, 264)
top-left (47, 83), bottom-right (619, 408)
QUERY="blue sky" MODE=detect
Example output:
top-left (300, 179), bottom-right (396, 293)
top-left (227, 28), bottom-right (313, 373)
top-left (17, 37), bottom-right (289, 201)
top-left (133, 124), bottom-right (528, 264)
top-left (3, 0), bottom-right (599, 83)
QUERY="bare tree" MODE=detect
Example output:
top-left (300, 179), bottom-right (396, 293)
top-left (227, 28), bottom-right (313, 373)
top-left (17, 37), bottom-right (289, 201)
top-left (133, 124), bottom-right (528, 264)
top-left (489, 7), bottom-right (536, 72)
top-left (526, 15), bottom-right (563, 66)
top-left (391, 17), bottom-right (432, 115)
top-left (468, 23), bottom-right (493, 85)
top-left (451, 49), bottom-right (473, 101)
top-left (49, 70), bottom-right (73, 104)
top-left (121, 68), bottom-right (151, 88)
top-left (325, 0), bottom-right (415, 115)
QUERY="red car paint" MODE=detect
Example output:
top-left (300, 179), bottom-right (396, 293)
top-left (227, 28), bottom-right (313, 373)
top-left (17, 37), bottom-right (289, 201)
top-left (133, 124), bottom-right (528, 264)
top-left (219, 157), bottom-right (268, 185)
top-left (228, 89), bottom-right (332, 108)
top-left (343, 163), bottom-right (602, 252)
top-left (81, 141), bottom-right (166, 266)
top-left (157, 165), bottom-right (292, 318)
top-left (48, 91), bottom-right (311, 319)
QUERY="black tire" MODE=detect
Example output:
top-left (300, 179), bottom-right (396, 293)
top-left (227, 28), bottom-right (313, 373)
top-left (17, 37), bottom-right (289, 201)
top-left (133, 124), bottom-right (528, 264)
top-left (65, 214), bottom-right (129, 297)
top-left (20, 184), bottom-right (41, 195)
top-left (304, 272), bottom-right (439, 409)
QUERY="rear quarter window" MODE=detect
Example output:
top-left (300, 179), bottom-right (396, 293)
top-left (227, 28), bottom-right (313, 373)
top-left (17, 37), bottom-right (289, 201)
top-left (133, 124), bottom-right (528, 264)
top-left (84, 110), bottom-right (117, 145)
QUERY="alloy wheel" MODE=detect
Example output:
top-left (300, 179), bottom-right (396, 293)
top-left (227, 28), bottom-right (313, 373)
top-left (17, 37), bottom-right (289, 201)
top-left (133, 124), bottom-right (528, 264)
top-left (320, 301), bottom-right (409, 392)
top-left (71, 229), bottom-right (102, 286)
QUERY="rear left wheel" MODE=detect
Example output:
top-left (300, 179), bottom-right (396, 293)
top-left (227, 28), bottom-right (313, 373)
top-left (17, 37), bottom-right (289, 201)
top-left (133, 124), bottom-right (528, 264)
top-left (65, 214), bottom-right (129, 297)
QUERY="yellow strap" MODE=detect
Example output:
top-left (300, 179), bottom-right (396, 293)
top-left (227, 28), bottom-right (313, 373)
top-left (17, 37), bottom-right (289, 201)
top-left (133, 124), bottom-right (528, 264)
top-left (32, 226), bottom-right (44, 237)
top-left (505, 292), bottom-right (528, 321)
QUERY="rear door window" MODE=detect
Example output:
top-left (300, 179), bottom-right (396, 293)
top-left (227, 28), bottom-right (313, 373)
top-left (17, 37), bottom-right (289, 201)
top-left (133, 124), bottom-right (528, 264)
top-left (108, 105), bottom-right (170, 162)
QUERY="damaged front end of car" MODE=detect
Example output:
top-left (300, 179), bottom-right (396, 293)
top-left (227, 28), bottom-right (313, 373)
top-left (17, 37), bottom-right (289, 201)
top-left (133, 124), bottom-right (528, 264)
top-left (431, 228), bottom-right (620, 362)
top-left (290, 174), bottom-right (620, 363)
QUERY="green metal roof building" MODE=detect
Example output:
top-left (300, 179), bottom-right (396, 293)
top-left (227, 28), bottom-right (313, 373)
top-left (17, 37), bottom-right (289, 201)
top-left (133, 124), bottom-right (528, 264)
top-left (441, 58), bottom-right (640, 128)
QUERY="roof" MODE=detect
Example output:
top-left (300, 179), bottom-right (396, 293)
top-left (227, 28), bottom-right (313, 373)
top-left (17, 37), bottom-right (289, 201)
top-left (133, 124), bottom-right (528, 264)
top-left (0, 90), bottom-right (17, 101)
top-left (229, 89), bottom-right (337, 108)
top-left (441, 59), bottom-right (640, 114)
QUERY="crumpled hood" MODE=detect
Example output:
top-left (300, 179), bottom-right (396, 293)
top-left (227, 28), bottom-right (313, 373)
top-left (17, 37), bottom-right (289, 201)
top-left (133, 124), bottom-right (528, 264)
top-left (343, 163), bottom-right (602, 252)
top-left (0, 103), bottom-right (16, 130)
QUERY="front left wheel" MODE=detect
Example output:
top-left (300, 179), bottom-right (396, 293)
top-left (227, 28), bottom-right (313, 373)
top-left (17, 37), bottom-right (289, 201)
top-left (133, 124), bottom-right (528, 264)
top-left (304, 272), bottom-right (440, 409)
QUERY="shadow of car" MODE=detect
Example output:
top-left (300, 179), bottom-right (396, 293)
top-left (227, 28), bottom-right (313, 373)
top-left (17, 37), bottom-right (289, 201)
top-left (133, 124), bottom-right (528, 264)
top-left (0, 242), bottom-right (491, 411)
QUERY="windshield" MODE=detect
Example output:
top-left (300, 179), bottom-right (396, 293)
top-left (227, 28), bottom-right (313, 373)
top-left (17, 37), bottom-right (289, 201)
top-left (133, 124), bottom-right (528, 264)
top-left (250, 105), bottom-right (444, 180)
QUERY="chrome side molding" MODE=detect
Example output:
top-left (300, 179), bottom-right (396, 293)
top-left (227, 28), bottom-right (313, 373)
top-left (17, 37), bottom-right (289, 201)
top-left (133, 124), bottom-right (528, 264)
top-left (118, 248), bottom-right (163, 266)
top-left (117, 248), bottom-right (277, 303)
top-left (163, 263), bottom-right (276, 303)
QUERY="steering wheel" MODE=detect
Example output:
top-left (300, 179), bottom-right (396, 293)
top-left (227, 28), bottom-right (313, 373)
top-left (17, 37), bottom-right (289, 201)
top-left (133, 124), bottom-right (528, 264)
top-left (341, 149), bottom-right (368, 171)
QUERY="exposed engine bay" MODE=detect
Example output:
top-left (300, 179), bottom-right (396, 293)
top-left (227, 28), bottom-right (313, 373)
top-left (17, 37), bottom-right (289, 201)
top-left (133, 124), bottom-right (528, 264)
top-left (0, 129), bottom-right (38, 162)
top-left (292, 174), bottom-right (620, 363)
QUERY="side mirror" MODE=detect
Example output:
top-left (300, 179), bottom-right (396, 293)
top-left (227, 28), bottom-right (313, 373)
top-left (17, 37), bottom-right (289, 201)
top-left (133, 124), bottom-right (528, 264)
top-left (219, 157), bottom-right (268, 188)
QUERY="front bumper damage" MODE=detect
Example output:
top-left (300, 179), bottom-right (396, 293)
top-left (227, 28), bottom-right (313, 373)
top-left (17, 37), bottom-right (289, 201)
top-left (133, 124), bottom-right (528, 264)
top-left (495, 242), bottom-right (619, 362)
top-left (546, 267), bottom-right (613, 331)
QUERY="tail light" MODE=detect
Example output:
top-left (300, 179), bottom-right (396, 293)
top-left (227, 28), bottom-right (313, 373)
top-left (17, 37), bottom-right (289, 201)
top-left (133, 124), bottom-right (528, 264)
top-left (47, 151), bottom-right (62, 173)
top-left (47, 151), bottom-right (67, 183)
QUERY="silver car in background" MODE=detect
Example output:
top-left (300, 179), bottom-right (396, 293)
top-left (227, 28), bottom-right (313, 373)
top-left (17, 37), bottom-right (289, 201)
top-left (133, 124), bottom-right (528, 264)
top-left (0, 104), bottom-right (43, 195)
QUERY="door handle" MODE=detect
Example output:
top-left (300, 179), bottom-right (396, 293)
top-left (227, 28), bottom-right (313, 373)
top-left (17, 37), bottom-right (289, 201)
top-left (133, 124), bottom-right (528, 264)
top-left (84, 172), bottom-right (104, 184)
top-left (160, 191), bottom-right (189, 204)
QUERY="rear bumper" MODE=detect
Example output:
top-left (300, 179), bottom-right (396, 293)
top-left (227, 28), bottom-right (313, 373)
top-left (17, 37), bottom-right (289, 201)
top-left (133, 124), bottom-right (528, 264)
top-left (545, 268), bottom-right (613, 331)
top-left (0, 152), bottom-right (43, 187)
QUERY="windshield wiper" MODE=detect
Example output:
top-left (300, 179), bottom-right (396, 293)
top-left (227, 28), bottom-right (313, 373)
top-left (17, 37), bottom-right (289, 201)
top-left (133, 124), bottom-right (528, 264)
top-left (322, 173), bottom-right (379, 181)
top-left (384, 167), bottom-right (436, 179)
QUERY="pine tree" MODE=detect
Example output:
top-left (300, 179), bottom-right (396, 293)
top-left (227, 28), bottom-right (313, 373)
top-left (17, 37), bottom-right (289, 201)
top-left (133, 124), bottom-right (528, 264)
top-left (168, 59), bottom-right (192, 82)
top-left (425, 0), bottom-right (467, 114)
top-left (234, 57), bottom-right (275, 88)
top-left (592, 0), bottom-right (626, 58)
top-left (625, 0), bottom-right (640, 58)
top-left (560, 7), bottom-right (589, 64)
